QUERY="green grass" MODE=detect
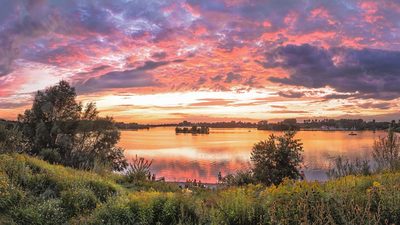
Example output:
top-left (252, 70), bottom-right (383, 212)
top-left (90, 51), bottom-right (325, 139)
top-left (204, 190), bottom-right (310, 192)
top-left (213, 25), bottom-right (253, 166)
top-left (2, 154), bottom-right (400, 224)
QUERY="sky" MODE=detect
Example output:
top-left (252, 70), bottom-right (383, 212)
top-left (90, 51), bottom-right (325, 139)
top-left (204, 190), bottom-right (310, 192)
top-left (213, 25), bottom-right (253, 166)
top-left (0, 0), bottom-right (400, 123)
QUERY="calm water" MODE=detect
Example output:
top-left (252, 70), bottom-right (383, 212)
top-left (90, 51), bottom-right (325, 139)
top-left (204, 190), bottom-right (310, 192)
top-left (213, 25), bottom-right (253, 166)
top-left (119, 127), bottom-right (386, 183)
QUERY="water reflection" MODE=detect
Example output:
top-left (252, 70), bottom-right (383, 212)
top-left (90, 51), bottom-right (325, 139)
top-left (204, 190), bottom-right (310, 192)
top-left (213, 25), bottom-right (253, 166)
top-left (119, 127), bottom-right (386, 183)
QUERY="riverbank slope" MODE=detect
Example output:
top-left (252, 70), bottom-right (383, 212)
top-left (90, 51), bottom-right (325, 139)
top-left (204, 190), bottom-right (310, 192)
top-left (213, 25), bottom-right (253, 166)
top-left (1, 154), bottom-right (400, 224)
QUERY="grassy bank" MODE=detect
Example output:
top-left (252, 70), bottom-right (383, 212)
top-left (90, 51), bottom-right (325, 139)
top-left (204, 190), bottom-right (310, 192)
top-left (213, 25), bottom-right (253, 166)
top-left (2, 154), bottom-right (400, 224)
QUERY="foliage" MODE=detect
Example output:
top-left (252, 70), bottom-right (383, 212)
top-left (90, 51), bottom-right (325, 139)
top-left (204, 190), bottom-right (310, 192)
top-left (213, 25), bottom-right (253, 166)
top-left (61, 187), bottom-right (98, 217)
top-left (327, 155), bottom-right (371, 178)
top-left (3, 154), bottom-right (400, 224)
top-left (373, 128), bottom-right (400, 171)
top-left (0, 124), bottom-right (25, 153)
top-left (222, 169), bottom-right (256, 186)
top-left (211, 185), bottom-right (267, 224)
top-left (38, 148), bottom-right (62, 164)
top-left (251, 131), bottom-right (303, 186)
top-left (17, 80), bottom-right (127, 171)
top-left (125, 155), bottom-right (153, 183)
top-left (0, 154), bottom-right (119, 224)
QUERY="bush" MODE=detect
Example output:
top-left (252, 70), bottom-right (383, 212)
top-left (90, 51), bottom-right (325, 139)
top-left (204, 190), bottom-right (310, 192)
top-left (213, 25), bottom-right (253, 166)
top-left (125, 155), bottom-right (153, 183)
top-left (0, 154), bottom-right (31, 187)
top-left (0, 124), bottom-right (25, 153)
top-left (92, 198), bottom-right (136, 225)
top-left (211, 185), bottom-right (266, 224)
top-left (251, 131), bottom-right (303, 186)
top-left (38, 148), bottom-right (61, 164)
top-left (61, 187), bottom-right (98, 217)
top-left (222, 170), bottom-right (255, 186)
top-left (86, 180), bottom-right (117, 202)
top-left (11, 205), bottom-right (42, 225)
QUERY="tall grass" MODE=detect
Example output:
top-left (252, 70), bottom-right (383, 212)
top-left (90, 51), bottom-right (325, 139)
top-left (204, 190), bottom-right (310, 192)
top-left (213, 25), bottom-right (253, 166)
top-left (2, 154), bottom-right (400, 224)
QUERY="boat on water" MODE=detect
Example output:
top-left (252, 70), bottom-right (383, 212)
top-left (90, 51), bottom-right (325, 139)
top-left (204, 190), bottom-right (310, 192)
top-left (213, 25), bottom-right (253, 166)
top-left (348, 132), bottom-right (357, 136)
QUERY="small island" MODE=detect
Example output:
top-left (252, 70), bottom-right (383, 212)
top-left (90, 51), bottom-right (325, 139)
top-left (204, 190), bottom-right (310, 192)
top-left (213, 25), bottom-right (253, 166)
top-left (175, 125), bottom-right (210, 134)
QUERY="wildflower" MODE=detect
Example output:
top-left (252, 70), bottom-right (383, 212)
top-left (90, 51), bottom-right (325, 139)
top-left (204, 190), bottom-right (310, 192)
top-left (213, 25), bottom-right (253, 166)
top-left (372, 181), bottom-right (381, 188)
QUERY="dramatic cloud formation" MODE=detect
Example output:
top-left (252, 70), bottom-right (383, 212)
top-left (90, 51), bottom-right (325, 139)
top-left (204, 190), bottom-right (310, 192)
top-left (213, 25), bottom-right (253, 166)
top-left (263, 44), bottom-right (400, 100)
top-left (0, 0), bottom-right (399, 122)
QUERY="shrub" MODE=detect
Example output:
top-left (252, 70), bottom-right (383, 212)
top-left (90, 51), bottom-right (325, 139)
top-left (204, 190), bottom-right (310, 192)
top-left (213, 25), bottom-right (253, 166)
top-left (251, 131), bottom-right (303, 186)
top-left (0, 124), bottom-right (25, 153)
top-left (125, 155), bottom-right (153, 183)
top-left (38, 148), bottom-right (61, 164)
top-left (0, 155), bottom-right (31, 188)
top-left (11, 205), bottom-right (42, 225)
top-left (211, 185), bottom-right (266, 225)
top-left (61, 187), bottom-right (98, 217)
top-left (222, 170), bottom-right (255, 186)
top-left (86, 180), bottom-right (117, 202)
top-left (92, 198), bottom-right (136, 225)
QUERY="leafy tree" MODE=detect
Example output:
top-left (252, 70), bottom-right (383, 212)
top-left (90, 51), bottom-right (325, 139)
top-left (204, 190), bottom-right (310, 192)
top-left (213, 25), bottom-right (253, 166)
top-left (251, 131), bottom-right (303, 185)
top-left (18, 81), bottom-right (127, 171)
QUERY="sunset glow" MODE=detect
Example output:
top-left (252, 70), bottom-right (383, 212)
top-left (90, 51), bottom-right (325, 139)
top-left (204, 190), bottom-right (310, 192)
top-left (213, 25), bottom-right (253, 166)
top-left (1, 0), bottom-right (400, 122)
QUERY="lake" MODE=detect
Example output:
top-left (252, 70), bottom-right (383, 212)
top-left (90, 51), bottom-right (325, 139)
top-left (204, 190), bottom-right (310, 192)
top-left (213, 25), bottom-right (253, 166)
top-left (119, 127), bottom-right (386, 183)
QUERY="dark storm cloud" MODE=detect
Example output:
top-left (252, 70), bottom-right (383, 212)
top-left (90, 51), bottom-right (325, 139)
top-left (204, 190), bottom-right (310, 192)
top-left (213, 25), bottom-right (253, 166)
top-left (262, 44), bottom-right (400, 100)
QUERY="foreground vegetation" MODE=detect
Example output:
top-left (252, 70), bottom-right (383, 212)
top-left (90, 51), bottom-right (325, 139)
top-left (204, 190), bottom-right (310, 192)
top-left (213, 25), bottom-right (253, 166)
top-left (2, 154), bottom-right (400, 225)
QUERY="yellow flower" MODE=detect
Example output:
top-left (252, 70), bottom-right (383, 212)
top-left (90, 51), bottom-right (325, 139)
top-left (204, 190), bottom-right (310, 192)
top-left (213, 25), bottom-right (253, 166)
top-left (372, 181), bottom-right (381, 188)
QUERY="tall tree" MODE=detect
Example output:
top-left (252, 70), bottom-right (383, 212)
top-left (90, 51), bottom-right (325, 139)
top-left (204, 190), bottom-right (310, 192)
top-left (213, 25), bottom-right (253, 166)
top-left (18, 81), bottom-right (127, 171)
top-left (18, 80), bottom-right (81, 154)
top-left (251, 131), bottom-right (303, 185)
